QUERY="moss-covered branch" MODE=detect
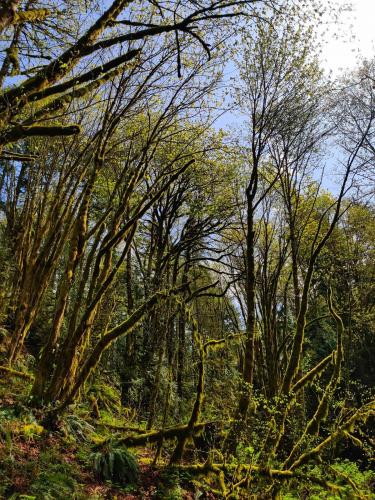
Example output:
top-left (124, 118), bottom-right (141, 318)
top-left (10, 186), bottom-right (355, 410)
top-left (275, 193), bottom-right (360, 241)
top-left (0, 124), bottom-right (81, 146)
top-left (0, 151), bottom-right (37, 161)
top-left (290, 400), bottom-right (375, 471)
top-left (57, 286), bottom-right (186, 409)
top-left (169, 304), bottom-right (233, 464)
top-left (12, 8), bottom-right (50, 24)
top-left (105, 421), bottom-right (217, 447)
top-left (305, 288), bottom-right (344, 435)
top-left (292, 352), bottom-right (333, 393)
top-left (0, 365), bottom-right (34, 380)
top-left (0, 0), bottom-right (20, 33)
top-left (0, 0), bottom-right (133, 110)
top-left (28, 49), bottom-right (140, 104)
top-left (169, 303), bottom-right (205, 463)
top-left (284, 290), bottom-right (344, 468)
top-left (282, 144), bottom-right (358, 396)
top-left (174, 462), bottom-right (346, 496)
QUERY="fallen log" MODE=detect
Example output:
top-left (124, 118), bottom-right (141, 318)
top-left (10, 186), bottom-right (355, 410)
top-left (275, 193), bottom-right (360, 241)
top-left (100, 421), bottom-right (218, 448)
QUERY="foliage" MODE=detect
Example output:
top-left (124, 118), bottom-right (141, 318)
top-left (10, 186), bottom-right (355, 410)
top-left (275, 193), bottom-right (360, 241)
top-left (91, 441), bottom-right (139, 486)
top-left (282, 460), bottom-right (375, 499)
top-left (61, 414), bottom-right (95, 443)
top-left (156, 469), bottom-right (192, 500)
top-left (29, 463), bottom-right (82, 500)
top-left (88, 382), bottom-right (122, 414)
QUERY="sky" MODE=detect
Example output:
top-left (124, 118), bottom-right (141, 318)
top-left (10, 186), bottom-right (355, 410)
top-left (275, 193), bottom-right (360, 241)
top-left (322, 0), bottom-right (375, 76)
top-left (218, 0), bottom-right (375, 131)
top-left (215, 0), bottom-right (375, 192)
top-left (318, 0), bottom-right (375, 191)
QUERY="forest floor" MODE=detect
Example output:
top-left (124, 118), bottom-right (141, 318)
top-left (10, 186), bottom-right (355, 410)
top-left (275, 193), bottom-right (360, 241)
top-left (0, 368), bottom-right (218, 499)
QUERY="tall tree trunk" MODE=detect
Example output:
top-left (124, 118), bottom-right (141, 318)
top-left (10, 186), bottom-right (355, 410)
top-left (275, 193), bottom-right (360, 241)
top-left (225, 183), bottom-right (257, 453)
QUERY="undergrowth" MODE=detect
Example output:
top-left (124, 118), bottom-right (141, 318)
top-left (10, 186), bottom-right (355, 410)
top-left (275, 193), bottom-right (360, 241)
top-left (1, 373), bottom-right (374, 499)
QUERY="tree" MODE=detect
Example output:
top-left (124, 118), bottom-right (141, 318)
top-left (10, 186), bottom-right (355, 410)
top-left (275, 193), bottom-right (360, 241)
top-left (225, 12), bottom-right (327, 451)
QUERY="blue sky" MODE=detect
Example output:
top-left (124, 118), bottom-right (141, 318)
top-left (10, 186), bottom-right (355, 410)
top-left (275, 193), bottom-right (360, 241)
top-left (212, 0), bottom-right (375, 195)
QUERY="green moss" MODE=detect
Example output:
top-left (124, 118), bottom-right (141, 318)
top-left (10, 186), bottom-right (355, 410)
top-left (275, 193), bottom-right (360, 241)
top-left (156, 469), bottom-right (185, 500)
top-left (88, 382), bottom-right (122, 414)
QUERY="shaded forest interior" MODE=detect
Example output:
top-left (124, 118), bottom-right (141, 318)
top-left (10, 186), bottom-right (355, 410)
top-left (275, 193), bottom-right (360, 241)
top-left (0, 0), bottom-right (374, 498)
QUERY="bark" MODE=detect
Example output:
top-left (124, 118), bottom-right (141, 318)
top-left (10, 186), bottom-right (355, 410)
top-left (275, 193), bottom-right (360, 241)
top-left (31, 166), bottom-right (97, 402)
top-left (225, 181), bottom-right (257, 453)
top-left (0, 1), bottom-right (20, 33)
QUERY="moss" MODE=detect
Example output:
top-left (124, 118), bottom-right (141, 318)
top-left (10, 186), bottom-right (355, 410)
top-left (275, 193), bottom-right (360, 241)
top-left (281, 460), bottom-right (375, 500)
top-left (1, 124), bottom-right (81, 146)
top-left (13, 9), bottom-right (51, 24)
top-left (6, 45), bottom-right (19, 75)
top-left (0, 365), bottom-right (34, 380)
top-left (88, 382), bottom-right (122, 414)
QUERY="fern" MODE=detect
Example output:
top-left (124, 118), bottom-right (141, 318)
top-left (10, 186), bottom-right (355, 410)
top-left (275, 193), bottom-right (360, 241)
top-left (62, 414), bottom-right (95, 442)
top-left (92, 441), bottom-right (139, 486)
